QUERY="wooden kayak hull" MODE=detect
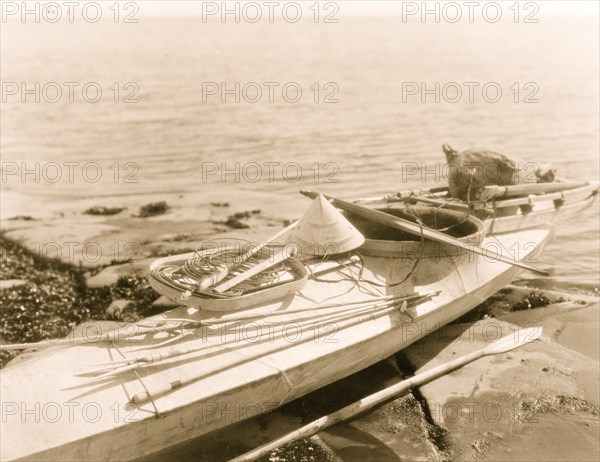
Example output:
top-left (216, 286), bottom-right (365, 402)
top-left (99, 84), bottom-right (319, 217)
top-left (0, 226), bottom-right (553, 461)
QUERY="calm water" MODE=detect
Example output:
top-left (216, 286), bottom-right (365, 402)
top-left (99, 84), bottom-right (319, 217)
top-left (1, 11), bottom-right (598, 281)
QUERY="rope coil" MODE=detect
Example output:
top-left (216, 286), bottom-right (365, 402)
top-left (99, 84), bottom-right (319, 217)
top-left (150, 242), bottom-right (300, 301)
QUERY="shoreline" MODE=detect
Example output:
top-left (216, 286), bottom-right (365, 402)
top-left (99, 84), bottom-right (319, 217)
top-left (1, 189), bottom-right (599, 461)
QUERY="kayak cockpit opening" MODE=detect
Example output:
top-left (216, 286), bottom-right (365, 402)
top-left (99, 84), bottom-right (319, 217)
top-left (344, 206), bottom-right (484, 242)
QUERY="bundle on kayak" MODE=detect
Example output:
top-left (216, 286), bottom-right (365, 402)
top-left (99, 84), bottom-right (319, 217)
top-left (442, 144), bottom-right (556, 202)
top-left (355, 145), bottom-right (598, 234)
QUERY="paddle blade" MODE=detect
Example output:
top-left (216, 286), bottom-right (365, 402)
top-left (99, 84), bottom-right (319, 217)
top-left (484, 326), bottom-right (542, 355)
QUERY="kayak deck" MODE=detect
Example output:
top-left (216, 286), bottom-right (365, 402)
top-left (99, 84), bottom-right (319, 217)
top-left (1, 226), bottom-right (553, 461)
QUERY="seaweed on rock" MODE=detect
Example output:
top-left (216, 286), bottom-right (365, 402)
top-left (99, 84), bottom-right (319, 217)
top-left (0, 234), bottom-right (160, 368)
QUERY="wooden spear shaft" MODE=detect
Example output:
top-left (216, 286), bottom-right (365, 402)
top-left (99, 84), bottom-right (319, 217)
top-left (86, 297), bottom-right (415, 380)
top-left (129, 293), bottom-right (437, 404)
top-left (230, 326), bottom-right (543, 462)
top-left (0, 321), bottom-right (201, 351)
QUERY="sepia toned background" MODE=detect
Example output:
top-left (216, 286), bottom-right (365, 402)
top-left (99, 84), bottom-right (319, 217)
top-left (1, 2), bottom-right (599, 460)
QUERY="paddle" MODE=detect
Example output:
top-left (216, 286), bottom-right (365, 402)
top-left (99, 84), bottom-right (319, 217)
top-left (300, 190), bottom-right (549, 276)
top-left (230, 326), bottom-right (543, 462)
top-left (181, 220), bottom-right (298, 298)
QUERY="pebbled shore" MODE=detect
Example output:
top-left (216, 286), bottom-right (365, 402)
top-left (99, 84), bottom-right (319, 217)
top-left (1, 189), bottom-right (598, 461)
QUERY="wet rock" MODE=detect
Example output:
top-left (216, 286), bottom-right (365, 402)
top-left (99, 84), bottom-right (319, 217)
top-left (151, 295), bottom-right (179, 310)
top-left (85, 259), bottom-right (154, 288)
top-left (0, 279), bottom-right (28, 290)
top-left (2, 189), bottom-right (303, 270)
top-left (85, 266), bottom-right (125, 288)
top-left (399, 303), bottom-right (599, 461)
top-left (106, 299), bottom-right (132, 317)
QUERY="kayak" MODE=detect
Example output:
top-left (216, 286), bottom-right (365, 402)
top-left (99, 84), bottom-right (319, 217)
top-left (0, 218), bottom-right (553, 461)
top-left (355, 181), bottom-right (598, 234)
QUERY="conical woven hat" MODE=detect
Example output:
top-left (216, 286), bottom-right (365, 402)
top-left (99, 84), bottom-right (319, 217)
top-left (287, 194), bottom-right (365, 256)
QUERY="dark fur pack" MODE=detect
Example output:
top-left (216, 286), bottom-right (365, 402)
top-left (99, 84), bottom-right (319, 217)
top-left (442, 144), bottom-right (541, 201)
